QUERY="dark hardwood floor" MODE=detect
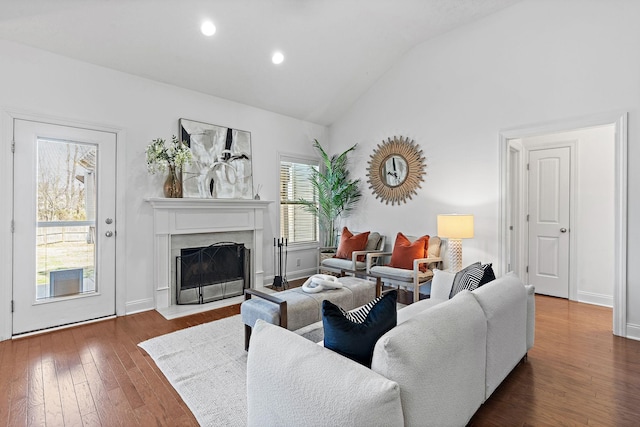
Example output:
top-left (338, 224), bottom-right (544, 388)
top-left (470, 296), bottom-right (640, 426)
top-left (0, 305), bottom-right (239, 427)
top-left (1, 295), bottom-right (639, 426)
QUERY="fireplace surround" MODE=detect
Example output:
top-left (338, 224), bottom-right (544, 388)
top-left (147, 198), bottom-right (271, 318)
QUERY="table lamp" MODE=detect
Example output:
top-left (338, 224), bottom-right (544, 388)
top-left (437, 214), bottom-right (474, 273)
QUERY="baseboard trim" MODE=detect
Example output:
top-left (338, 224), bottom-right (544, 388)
top-left (625, 323), bottom-right (640, 341)
top-left (125, 298), bottom-right (155, 315)
top-left (577, 291), bottom-right (613, 308)
top-left (263, 268), bottom-right (316, 285)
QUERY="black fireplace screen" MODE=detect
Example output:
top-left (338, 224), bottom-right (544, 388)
top-left (176, 242), bottom-right (249, 304)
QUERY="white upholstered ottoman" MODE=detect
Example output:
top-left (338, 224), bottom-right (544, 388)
top-left (241, 276), bottom-right (379, 349)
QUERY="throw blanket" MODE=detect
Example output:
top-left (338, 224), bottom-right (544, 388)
top-left (301, 274), bottom-right (344, 293)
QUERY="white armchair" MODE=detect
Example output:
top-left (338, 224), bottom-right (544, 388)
top-left (318, 231), bottom-right (386, 275)
top-left (367, 235), bottom-right (443, 303)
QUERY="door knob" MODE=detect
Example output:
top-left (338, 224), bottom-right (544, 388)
top-left (105, 231), bottom-right (114, 237)
top-left (560, 228), bottom-right (567, 233)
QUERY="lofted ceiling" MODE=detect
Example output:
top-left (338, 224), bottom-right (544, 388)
top-left (0, 0), bottom-right (521, 125)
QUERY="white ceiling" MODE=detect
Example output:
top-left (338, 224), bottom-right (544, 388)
top-left (0, 0), bottom-right (521, 125)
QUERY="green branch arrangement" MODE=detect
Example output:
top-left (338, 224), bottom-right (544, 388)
top-left (145, 135), bottom-right (192, 174)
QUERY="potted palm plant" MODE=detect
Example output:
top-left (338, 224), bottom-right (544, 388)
top-left (300, 139), bottom-right (362, 248)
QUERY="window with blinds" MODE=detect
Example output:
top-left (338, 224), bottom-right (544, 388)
top-left (280, 158), bottom-right (318, 243)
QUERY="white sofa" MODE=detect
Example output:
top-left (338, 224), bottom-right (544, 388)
top-left (246, 273), bottom-right (535, 426)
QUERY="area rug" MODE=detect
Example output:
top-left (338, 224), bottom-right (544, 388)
top-left (138, 303), bottom-right (407, 426)
top-left (138, 315), bottom-right (247, 427)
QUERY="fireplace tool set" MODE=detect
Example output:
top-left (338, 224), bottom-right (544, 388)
top-left (272, 237), bottom-right (288, 289)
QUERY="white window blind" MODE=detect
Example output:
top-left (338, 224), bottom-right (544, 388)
top-left (280, 158), bottom-right (318, 243)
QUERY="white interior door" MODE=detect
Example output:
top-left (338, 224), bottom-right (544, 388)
top-left (528, 146), bottom-right (570, 298)
top-left (12, 119), bottom-right (116, 335)
top-left (507, 142), bottom-right (523, 275)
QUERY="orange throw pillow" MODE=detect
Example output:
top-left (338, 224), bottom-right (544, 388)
top-left (388, 232), bottom-right (430, 271)
top-left (335, 227), bottom-right (370, 260)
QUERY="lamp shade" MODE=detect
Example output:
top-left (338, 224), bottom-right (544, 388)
top-left (437, 214), bottom-right (474, 239)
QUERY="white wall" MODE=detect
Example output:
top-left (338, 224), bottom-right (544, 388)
top-left (519, 125), bottom-right (616, 306)
top-left (0, 40), bottom-right (325, 339)
top-left (329, 0), bottom-right (640, 336)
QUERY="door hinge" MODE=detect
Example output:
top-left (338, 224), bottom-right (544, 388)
top-left (11, 300), bottom-right (14, 313)
top-left (526, 266), bottom-right (529, 273)
top-left (10, 220), bottom-right (15, 233)
top-left (11, 140), bottom-right (15, 153)
top-left (526, 214), bottom-right (529, 222)
top-left (526, 163), bottom-right (529, 171)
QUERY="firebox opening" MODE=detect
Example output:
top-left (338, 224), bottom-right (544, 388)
top-left (176, 242), bottom-right (249, 305)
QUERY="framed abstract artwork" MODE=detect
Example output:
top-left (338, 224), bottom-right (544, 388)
top-left (179, 118), bottom-right (253, 199)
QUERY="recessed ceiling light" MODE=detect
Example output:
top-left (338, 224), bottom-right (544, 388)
top-left (201, 20), bottom-right (216, 37)
top-left (272, 51), bottom-right (285, 65)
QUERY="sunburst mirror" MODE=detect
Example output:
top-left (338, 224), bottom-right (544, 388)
top-left (366, 136), bottom-right (426, 205)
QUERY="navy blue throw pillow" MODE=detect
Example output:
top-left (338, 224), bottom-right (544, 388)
top-left (478, 263), bottom-right (496, 286)
top-left (322, 290), bottom-right (397, 367)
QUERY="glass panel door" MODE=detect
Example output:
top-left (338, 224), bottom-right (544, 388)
top-left (36, 138), bottom-right (97, 300)
top-left (12, 119), bottom-right (116, 335)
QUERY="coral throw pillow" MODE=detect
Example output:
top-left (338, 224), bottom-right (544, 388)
top-left (388, 232), bottom-right (430, 271)
top-left (335, 227), bottom-right (370, 260)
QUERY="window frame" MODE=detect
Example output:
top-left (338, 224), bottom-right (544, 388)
top-left (278, 152), bottom-right (320, 246)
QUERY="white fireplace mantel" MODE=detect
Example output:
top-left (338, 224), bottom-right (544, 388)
top-left (147, 197), bottom-right (272, 314)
